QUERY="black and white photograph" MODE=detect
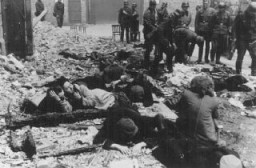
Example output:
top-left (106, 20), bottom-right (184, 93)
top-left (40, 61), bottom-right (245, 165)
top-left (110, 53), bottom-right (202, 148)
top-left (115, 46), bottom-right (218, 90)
top-left (0, 0), bottom-right (255, 167)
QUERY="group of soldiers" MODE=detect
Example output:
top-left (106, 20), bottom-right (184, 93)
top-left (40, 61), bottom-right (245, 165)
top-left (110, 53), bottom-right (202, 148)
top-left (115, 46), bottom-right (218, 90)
top-left (118, 0), bottom-right (256, 77)
top-left (35, 0), bottom-right (65, 28)
top-left (118, 1), bottom-right (140, 43)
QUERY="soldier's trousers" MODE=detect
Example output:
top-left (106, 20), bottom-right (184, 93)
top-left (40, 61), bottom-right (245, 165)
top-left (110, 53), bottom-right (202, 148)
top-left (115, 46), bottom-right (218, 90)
top-left (120, 25), bottom-right (130, 42)
top-left (211, 34), bottom-right (227, 63)
top-left (152, 41), bottom-right (174, 73)
top-left (56, 15), bottom-right (63, 28)
top-left (130, 21), bottom-right (139, 41)
top-left (144, 37), bottom-right (154, 70)
top-left (197, 31), bottom-right (211, 62)
top-left (248, 40), bottom-right (256, 76)
top-left (236, 39), bottom-right (248, 74)
top-left (175, 40), bottom-right (189, 64)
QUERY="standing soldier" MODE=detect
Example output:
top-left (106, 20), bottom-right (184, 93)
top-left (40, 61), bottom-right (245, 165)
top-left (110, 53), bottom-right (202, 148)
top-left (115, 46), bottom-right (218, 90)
top-left (130, 3), bottom-right (139, 42)
top-left (195, 0), bottom-right (216, 63)
top-left (143, 0), bottom-right (157, 70)
top-left (35, 0), bottom-right (45, 21)
top-left (118, 1), bottom-right (132, 43)
top-left (210, 2), bottom-right (231, 64)
top-left (54, 0), bottom-right (64, 28)
top-left (244, 0), bottom-right (256, 76)
top-left (157, 2), bottom-right (168, 25)
top-left (175, 2), bottom-right (192, 29)
top-left (151, 15), bottom-right (176, 74)
top-left (173, 2), bottom-right (193, 63)
top-left (233, 8), bottom-right (248, 74)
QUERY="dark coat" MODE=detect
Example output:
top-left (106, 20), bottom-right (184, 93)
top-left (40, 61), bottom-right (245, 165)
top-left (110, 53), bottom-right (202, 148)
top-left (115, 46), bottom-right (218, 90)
top-left (54, 2), bottom-right (64, 17)
top-left (118, 7), bottom-right (132, 27)
top-left (35, 0), bottom-right (44, 16)
top-left (210, 10), bottom-right (231, 35)
top-left (244, 5), bottom-right (256, 42)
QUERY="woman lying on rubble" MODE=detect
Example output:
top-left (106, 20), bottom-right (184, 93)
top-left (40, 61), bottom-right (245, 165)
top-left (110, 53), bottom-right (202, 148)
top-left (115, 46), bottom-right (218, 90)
top-left (38, 86), bottom-right (72, 113)
top-left (93, 107), bottom-right (166, 154)
top-left (58, 77), bottom-right (132, 111)
top-left (160, 76), bottom-right (242, 168)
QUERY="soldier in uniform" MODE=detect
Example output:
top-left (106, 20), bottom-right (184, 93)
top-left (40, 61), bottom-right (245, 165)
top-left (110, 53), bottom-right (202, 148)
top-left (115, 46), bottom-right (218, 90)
top-left (174, 2), bottom-right (192, 29)
top-left (195, 0), bottom-right (216, 63)
top-left (174, 27), bottom-right (204, 64)
top-left (173, 2), bottom-right (193, 63)
top-left (35, 0), bottom-right (45, 21)
top-left (54, 0), bottom-right (64, 28)
top-left (143, 0), bottom-right (158, 70)
top-left (130, 3), bottom-right (139, 42)
top-left (244, 0), bottom-right (256, 76)
top-left (233, 9), bottom-right (248, 74)
top-left (118, 1), bottom-right (132, 43)
top-left (157, 2), bottom-right (169, 25)
top-left (143, 0), bottom-right (174, 74)
top-left (210, 2), bottom-right (231, 64)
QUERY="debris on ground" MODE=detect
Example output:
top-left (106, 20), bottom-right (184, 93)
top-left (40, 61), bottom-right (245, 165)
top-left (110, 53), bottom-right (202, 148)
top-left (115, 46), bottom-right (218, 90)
top-left (0, 21), bottom-right (256, 168)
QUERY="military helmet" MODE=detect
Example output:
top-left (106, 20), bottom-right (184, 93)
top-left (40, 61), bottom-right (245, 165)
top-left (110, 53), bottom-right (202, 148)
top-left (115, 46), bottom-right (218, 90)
top-left (182, 2), bottom-right (189, 7)
top-left (132, 2), bottom-right (137, 7)
top-left (218, 2), bottom-right (226, 8)
top-left (149, 0), bottom-right (157, 6)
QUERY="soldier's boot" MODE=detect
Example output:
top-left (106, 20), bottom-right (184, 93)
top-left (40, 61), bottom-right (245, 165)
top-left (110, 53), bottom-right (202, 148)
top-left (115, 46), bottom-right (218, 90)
top-left (120, 30), bottom-right (124, 42)
top-left (197, 45), bottom-right (203, 63)
top-left (126, 30), bottom-right (130, 43)
top-left (144, 55), bottom-right (150, 70)
top-left (236, 61), bottom-right (242, 74)
top-left (205, 44), bottom-right (210, 63)
top-left (215, 54), bottom-right (223, 65)
top-left (251, 59), bottom-right (256, 76)
top-left (210, 50), bottom-right (215, 63)
top-left (152, 53), bottom-right (161, 75)
top-left (166, 50), bottom-right (174, 73)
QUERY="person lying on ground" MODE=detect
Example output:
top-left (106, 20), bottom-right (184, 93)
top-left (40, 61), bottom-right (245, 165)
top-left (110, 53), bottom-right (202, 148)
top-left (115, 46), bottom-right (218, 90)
top-left (94, 107), bottom-right (166, 154)
top-left (58, 77), bottom-right (132, 110)
top-left (38, 86), bottom-right (72, 113)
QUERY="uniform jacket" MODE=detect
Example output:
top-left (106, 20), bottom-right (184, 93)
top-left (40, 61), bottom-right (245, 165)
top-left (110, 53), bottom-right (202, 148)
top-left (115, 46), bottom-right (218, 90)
top-left (195, 7), bottom-right (216, 32)
top-left (143, 8), bottom-right (158, 35)
top-left (175, 10), bottom-right (192, 29)
top-left (232, 11), bottom-right (248, 41)
top-left (244, 4), bottom-right (256, 42)
top-left (210, 10), bottom-right (231, 35)
top-left (35, 1), bottom-right (44, 15)
top-left (118, 7), bottom-right (132, 27)
top-left (130, 8), bottom-right (139, 29)
top-left (54, 2), bottom-right (64, 17)
top-left (157, 7), bottom-right (169, 24)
